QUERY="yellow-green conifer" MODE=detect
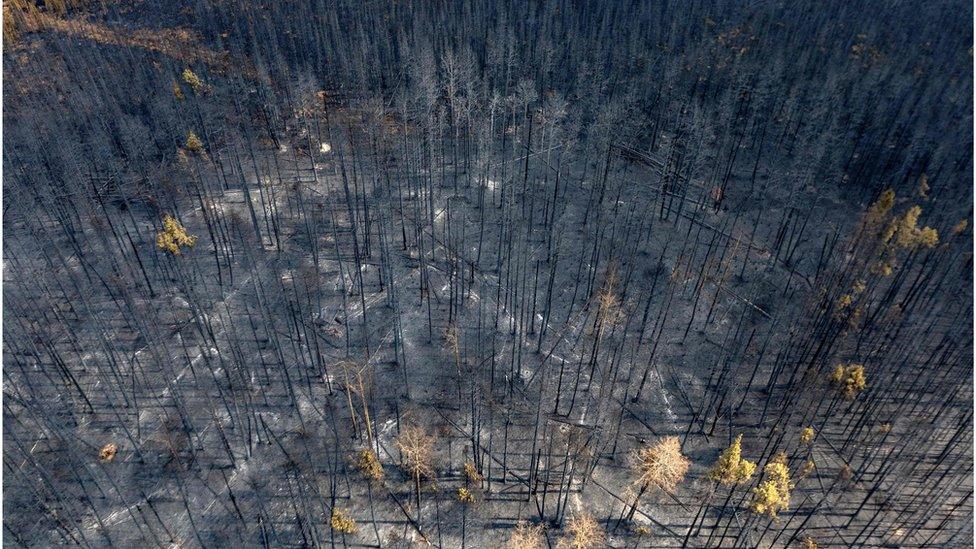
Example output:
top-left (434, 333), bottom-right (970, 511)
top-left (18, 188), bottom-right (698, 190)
top-left (750, 452), bottom-right (791, 518)
top-left (708, 434), bottom-right (756, 486)
top-left (829, 364), bottom-right (867, 399)
top-left (156, 214), bottom-right (197, 255)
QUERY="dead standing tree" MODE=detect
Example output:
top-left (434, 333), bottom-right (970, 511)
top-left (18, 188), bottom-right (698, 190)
top-left (396, 424), bottom-right (437, 524)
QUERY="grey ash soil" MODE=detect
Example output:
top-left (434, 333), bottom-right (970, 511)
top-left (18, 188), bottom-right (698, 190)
top-left (6, 116), bottom-right (966, 547)
top-left (3, 2), bottom-right (972, 547)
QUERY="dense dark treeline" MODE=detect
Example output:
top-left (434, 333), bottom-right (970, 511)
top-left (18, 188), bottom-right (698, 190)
top-left (5, 0), bottom-right (973, 211)
top-left (3, 0), bottom-right (973, 547)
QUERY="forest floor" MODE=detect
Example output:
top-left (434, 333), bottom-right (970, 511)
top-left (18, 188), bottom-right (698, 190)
top-left (4, 98), bottom-right (971, 548)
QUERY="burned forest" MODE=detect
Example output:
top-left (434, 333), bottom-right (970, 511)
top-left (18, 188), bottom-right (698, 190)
top-left (2, 0), bottom-right (974, 547)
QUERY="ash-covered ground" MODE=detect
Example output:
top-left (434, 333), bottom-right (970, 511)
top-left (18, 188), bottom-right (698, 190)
top-left (3, 1), bottom-right (973, 547)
